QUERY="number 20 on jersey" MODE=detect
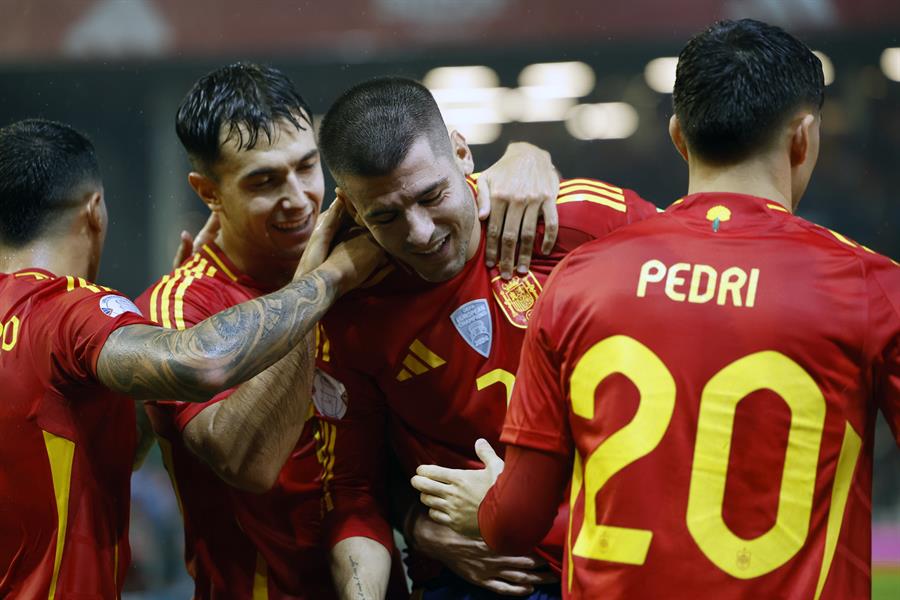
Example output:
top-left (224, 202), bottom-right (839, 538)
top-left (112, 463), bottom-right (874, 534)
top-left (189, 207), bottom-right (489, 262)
top-left (568, 335), bottom-right (861, 597)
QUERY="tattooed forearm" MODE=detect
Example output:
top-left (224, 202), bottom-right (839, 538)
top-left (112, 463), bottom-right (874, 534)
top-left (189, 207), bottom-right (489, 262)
top-left (97, 270), bottom-right (336, 402)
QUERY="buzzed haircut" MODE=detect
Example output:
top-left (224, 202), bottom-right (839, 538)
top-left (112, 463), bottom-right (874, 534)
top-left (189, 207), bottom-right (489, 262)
top-left (673, 19), bottom-right (825, 164)
top-left (0, 119), bottom-right (101, 247)
top-left (318, 77), bottom-right (451, 183)
top-left (175, 62), bottom-right (313, 174)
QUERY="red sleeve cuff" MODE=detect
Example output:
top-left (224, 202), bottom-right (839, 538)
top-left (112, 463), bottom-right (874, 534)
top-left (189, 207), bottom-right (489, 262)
top-left (324, 500), bottom-right (394, 551)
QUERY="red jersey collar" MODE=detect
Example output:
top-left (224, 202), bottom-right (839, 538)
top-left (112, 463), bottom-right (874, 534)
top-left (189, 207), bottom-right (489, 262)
top-left (200, 241), bottom-right (280, 293)
top-left (665, 192), bottom-right (792, 231)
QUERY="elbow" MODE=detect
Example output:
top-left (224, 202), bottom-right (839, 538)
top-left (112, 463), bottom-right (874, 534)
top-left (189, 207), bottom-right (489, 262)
top-left (213, 452), bottom-right (281, 493)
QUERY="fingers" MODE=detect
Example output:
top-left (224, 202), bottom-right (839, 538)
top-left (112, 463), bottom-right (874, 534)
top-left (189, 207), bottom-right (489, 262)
top-left (473, 438), bottom-right (503, 472)
top-left (514, 202), bottom-right (541, 275)
top-left (192, 211), bottom-right (220, 253)
top-left (540, 197), bottom-right (559, 255)
top-left (410, 474), bottom-right (452, 497)
top-left (487, 554), bottom-right (543, 570)
top-left (498, 199), bottom-right (525, 280)
top-left (419, 492), bottom-right (449, 512)
top-left (415, 464), bottom-right (460, 485)
top-left (427, 508), bottom-right (453, 526)
top-left (476, 179), bottom-right (491, 220)
top-left (478, 579), bottom-right (533, 596)
top-left (172, 231), bottom-right (193, 269)
top-left (484, 197), bottom-right (506, 269)
top-left (496, 568), bottom-right (557, 586)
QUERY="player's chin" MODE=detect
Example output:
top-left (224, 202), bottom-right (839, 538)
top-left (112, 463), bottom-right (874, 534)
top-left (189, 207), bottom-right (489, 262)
top-left (413, 255), bottom-right (465, 282)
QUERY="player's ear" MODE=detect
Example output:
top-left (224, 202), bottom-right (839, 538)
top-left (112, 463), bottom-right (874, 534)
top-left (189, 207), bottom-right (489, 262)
top-left (789, 112), bottom-right (817, 168)
top-left (669, 115), bottom-right (689, 163)
top-left (84, 189), bottom-right (106, 234)
top-left (188, 171), bottom-right (222, 212)
top-left (450, 130), bottom-right (474, 176)
top-left (336, 188), bottom-right (365, 228)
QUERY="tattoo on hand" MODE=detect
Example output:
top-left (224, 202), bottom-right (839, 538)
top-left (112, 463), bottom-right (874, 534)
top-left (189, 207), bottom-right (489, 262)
top-left (98, 271), bottom-right (336, 402)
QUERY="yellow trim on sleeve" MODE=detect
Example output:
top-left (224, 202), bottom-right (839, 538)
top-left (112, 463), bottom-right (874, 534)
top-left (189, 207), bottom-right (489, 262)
top-left (203, 244), bottom-right (239, 282)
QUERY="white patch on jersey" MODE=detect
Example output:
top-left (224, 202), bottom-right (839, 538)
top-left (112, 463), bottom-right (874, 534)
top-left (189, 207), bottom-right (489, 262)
top-left (313, 369), bottom-right (348, 419)
top-left (99, 294), bottom-right (142, 318)
top-left (450, 298), bottom-right (492, 358)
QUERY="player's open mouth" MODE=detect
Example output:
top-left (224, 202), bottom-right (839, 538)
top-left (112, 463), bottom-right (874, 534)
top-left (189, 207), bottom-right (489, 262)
top-left (412, 235), bottom-right (450, 257)
top-left (272, 214), bottom-right (312, 233)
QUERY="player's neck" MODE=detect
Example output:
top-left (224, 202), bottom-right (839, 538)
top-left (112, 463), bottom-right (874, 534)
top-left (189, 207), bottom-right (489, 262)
top-left (0, 236), bottom-right (94, 279)
top-left (214, 232), bottom-right (296, 290)
top-left (687, 155), bottom-right (793, 213)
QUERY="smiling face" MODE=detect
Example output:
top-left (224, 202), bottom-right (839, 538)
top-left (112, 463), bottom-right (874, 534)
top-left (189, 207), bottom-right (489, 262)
top-left (202, 116), bottom-right (324, 273)
top-left (339, 134), bottom-right (480, 283)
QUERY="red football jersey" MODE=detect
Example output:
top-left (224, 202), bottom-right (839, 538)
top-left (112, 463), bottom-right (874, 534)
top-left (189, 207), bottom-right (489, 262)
top-left (315, 177), bottom-right (658, 583)
top-left (0, 269), bottom-right (150, 598)
top-left (135, 242), bottom-right (336, 600)
top-left (503, 193), bottom-right (900, 599)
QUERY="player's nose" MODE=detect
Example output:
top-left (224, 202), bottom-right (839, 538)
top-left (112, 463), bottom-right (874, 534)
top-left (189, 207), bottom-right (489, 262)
top-left (405, 206), bottom-right (436, 249)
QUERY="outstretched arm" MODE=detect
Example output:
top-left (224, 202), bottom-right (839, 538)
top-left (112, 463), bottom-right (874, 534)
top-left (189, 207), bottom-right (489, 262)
top-left (98, 230), bottom-right (384, 403)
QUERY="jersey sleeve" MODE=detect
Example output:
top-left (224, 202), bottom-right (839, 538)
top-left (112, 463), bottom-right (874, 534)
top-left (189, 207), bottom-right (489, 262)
top-left (501, 262), bottom-right (573, 456)
top-left (135, 271), bottom-right (235, 431)
top-left (315, 321), bottom-right (394, 551)
top-left (867, 256), bottom-right (900, 444)
top-left (549, 179), bottom-right (658, 256)
top-left (51, 286), bottom-right (152, 384)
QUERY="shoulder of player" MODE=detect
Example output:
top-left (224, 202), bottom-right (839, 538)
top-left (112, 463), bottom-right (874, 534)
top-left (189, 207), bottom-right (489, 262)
top-left (793, 218), bottom-right (898, 267)
top-left (555, 177), bottom-right (652, 223)
top-left (137, 256), bottom-right (230, 328)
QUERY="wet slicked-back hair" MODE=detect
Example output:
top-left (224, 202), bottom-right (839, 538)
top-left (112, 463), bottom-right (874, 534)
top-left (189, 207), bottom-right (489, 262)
top-left (0, 119), bottom-right (101, 247)
top-left (318, 77), bottom-right (451, 183)
top-left (175, 62), bottom-right (312, 174)
top-left (673, 19), bottom-right (824, 164)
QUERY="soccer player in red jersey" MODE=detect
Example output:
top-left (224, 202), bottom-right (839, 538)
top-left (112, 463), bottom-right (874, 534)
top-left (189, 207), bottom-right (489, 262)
top-left (426, 19), bottom-right (899, 600)
top-left (0, 120), bottom-right (376, 599)
top-left (313, 77), bottom-right (659, 599)
top-left (136, 63), bottom-right (565, 600)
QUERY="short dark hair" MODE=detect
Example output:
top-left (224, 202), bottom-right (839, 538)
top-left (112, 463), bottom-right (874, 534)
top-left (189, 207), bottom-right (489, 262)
top-left (0, 119), bottom-right (101, 247)
top-left (175, 62), bottom-right (312, 174)
top-left (318, 77), bottom-right (451, 183)
top-left (673, 19), bottom-right (825, 164)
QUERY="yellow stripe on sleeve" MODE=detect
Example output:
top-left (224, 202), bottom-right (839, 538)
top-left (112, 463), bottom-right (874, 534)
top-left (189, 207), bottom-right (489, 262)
top-left (557, 192), bottom-right (626, 213)
top-left (560, 178), bottom-right (623, 194)
top-left (173, 275), bottom-right (196, 331)
top-left (559, 182), bottom-right (626, 202)
top-left (158, 273), bottom-right (183, 329)
top-left (147, 275), bottom-right (169, 324)
top-left (42, 431), bottom-right (75, 600)
top-left (203, 244), bottom-right (238, 282)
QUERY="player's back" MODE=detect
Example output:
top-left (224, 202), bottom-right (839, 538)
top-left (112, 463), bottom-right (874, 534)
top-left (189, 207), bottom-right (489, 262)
top-left (0, 270), bottom-right (141, 598)
top-left (543, 193), bottom-right (899, 599)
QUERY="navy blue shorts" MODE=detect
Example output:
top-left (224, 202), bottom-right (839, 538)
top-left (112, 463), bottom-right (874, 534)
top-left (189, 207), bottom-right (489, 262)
top-left (417, 571), bottom-right (561, 600)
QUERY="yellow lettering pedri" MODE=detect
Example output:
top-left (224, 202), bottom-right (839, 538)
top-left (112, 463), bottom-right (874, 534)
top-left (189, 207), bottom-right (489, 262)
top-left (636, 259), bottom-right (760, 308)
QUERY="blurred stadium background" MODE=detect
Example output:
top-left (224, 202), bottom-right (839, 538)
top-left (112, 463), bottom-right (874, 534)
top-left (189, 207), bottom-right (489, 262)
top-left (1, 0), bottom-right (897, 597)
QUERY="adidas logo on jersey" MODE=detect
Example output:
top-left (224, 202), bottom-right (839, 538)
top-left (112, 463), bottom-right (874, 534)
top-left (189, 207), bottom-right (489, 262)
top-left (396, 339), bottom-right (446, 382)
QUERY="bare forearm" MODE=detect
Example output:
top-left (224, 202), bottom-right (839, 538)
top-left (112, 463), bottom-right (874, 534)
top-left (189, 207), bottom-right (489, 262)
top-left (330, 537), bottom-right (391, 600)
top-left (98, 269), bottom-right (337, 402)
top-left (185, 335), bottom-right (315, 492)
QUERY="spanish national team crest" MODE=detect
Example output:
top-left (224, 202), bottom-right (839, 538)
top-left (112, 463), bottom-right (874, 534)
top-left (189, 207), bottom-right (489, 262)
top-left (490, 271), bottom-right (542, 329)
top-left (450, 299), bottom-right (492, 358)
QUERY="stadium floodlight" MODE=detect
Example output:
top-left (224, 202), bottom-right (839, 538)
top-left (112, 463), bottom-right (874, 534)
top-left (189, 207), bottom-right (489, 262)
top-left (445, 122), bottom-right (501, 145)
top-left (423, 65), bottom-right (499, 89)
top-left (502, 89), bottom-right (576, 122)
top-left (813, 51), bottom-right (835, 85)
top-left (518, 61), bottom-right (596, 98)
top-left (565, 102), bottom-right (640, 140)
top-left (881, 48), bottom-right (900, 82)
top-left (644, 57), bottom-right (678, 94)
